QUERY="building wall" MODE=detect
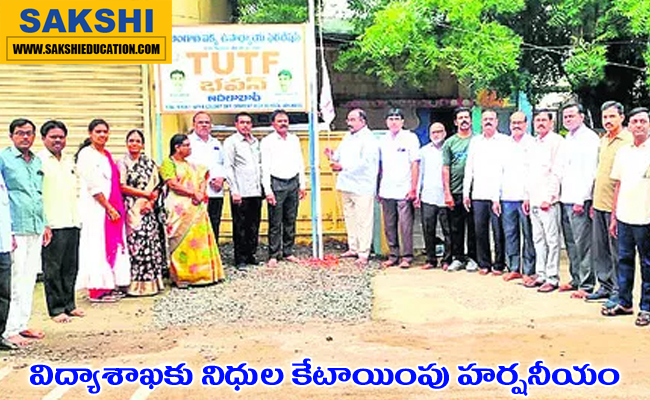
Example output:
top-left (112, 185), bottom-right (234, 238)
top-left (212, 129), bottom-right (349, 243)
top-left (157, 0), bottom-right (232, 162)
top-left (159, 0), bottom-right (356, 245)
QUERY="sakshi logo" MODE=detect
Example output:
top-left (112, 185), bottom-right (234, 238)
top-left (0, 0), bottom-right (172, 64)
top-left (19, 9), bottom-right (155, 33)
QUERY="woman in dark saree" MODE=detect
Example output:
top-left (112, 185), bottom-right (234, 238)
top-left (118, 129), bottom-right (167, 296)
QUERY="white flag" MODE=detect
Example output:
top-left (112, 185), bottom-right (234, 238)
top-left (319, 57), bottom-right (335, 129)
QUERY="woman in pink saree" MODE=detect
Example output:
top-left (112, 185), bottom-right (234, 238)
top-left (160, 134), bottom-right (224, 287)
top-left (76, 119), bottom-right (131, 302)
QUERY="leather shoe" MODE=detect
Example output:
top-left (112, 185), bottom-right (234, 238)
top-left (0, 338), bottom-right (18, 351)
top-left (235, 263), bottom-right (248, 271)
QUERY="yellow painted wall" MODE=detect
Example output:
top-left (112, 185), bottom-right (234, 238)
top-left (212, 129), bottom-right (348, 243)
top-left (155, 0), bottom-right (376, 246)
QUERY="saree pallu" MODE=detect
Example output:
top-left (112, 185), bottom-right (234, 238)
top-left (120, 154), bottom-right (167, 296)
top-left (160, 158), bottom-right (224, 286)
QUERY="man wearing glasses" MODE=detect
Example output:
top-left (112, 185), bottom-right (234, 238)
top-left (325, 108), bottom-right (379, 266)
top-left (0, 118), bottom-right (48, 347)
top-left (499, 112), bottom-right (536, 283)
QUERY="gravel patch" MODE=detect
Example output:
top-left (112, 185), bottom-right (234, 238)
top-left (152, 254), bottom-right (378, 328)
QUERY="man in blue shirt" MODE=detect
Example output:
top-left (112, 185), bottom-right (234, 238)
top-left (0, 118), bottom-right (48, 347)
top-left (0, 172), bottom-right (16, 350)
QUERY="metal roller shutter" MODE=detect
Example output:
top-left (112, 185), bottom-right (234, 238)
top-left (0, 64), bottom-right (151, 157)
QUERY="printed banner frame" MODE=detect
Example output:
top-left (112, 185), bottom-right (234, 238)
top-left (157, 24), bottom-right (309, 114)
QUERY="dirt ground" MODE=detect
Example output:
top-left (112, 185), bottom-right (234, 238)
top-left (0, 254), bottom-right (648, 400)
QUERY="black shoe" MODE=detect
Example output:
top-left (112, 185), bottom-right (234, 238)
top-left (235, 263), bottom-right (248, 271)
top-left (246, 257), bottom-right (258, 265)
top-left (0, 338), bottom-right (18, 351)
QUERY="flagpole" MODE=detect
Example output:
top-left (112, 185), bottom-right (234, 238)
top-left (307, 0), bottom-right (324, 259)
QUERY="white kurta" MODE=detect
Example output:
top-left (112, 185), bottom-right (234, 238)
top-left (76, 146), bottom-right (131, 290)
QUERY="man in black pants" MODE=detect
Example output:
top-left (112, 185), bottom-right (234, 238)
top-left (463, 110), bottom-right (507, 275)
top-left (442, 107), bottom-right (478, 272)
top-left (38, 120), bottom-right (84, 323)
top-left (224, 113), bottom-right (263, 269)
top-left (261, 110), bottom-right (306, 267)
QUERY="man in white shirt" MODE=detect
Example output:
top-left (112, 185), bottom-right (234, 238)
top-left (0, 172), bottom-right (16, 350)
top-left (186, 112), bottom-right (226, 243)
top-left (602, 107), bottom-right (650, 324)
top-left (38, 120), bottom-right (84, 323)
top-left (261, 110), bottom-right (306, 267)
top-left (524, 111), bottom-right (564, 293)
top-left (378, 108), bottom-right (421, 269)
top-left (415, 122), bottom-right (451, 270)
top-left (325, 109), bottom-right (379, 266)
top-left (224, 112), bottom-right (263, 270)
top-left (463, 109), bottom-right (507, 275)
top-left (499, 112), bottom-right (536, 282)
top-left (558, 103), bottom-right (600, 296)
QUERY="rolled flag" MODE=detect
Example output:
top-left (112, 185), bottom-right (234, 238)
top-left (319, 56), bottom-right (335, 129)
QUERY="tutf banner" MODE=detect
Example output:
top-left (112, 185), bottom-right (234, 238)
top-left (156, 25), bottom-right (308, 114)
top-left (0, 0), bottom-right (171, 64)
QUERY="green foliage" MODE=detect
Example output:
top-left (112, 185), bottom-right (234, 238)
top-left (337, 0), bottom-right (525, 94)
top-left (236, 0), bottom-right (307, 23)
top-left (441, 23), bottom-right (522, 89)
top-left (341, 0), bottom-right (650, 106)
top-left (235, 0), bottom-right (650, 108)
top-left (563, 41), bottom-right (607, 88)
top-left (646, 44), bottom-right (650, 87)
top-left (336, 0), bottom-right (441, 88)
top-left (613, 0), bottom-right (650, 35)
top-left (547, 0), bottom-right (592, 29)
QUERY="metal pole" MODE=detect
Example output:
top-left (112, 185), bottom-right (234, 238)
top-left (156, 113), bottom-right (163, 164)
top-left (307, 0), bottom-right (324, 259)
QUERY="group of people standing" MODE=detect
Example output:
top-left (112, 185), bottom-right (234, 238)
top-left (1, 101), bottom-right (648, 350)
top-left (330, 103), bottom-right (650, 327)
top-left (0, 108), bottom-right (309, 350)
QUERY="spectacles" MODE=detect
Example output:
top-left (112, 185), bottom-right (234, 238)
top-left (13, 130), bottom-right (34, 137)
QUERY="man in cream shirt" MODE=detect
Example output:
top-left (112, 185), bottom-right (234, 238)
top-left (603, 107), bottom-right (650, 325)
top-left (38, 120), bottom-right (84, 324)
top-left (326, 108), bottom-right (379, 266)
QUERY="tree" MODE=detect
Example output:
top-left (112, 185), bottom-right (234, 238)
top-left (338, 0), bottom-right (650, 116)
top-left (233, 0), bottom-right (308, 23)
top-left (231, 0), bottom-right (650, 117)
